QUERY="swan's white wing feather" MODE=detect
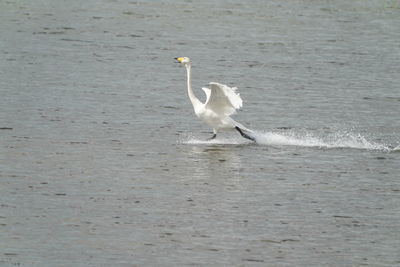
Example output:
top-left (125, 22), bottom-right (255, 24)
top-left (201, 87), bottom-right (211, 103)
top-left (205, 82), bottom-right (243, 116)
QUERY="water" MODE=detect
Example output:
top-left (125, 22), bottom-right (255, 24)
top-left (1, 0), bottom-right (400, 266)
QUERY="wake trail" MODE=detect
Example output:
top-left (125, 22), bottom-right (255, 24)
top-left (181, 130), bottom-right (399, 152)
top-left (253, 130), bottom-right (396, 151)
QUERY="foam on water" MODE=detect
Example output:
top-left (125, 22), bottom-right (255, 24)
top-left (181, 130), bottom-right (397, 151)
top-left (254, 131), bottom-right (394, 151)
top-left (181, 133), bottom-right (245, 145)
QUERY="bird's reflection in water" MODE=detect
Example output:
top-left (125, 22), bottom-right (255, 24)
top-left (181, 144), bottom-right (250, 216)
top-left (187, 145), bottom-right (245, 190)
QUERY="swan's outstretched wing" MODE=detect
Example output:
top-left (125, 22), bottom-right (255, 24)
top-left (201, 87), bottom-right (211, 102)
top-left (204, 82), bottom-right (243, 116)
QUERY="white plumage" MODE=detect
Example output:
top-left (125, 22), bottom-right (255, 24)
top-left (175, 57), bottom-right (255, 141)
top-left (204, 82), bottom-right (242, 116)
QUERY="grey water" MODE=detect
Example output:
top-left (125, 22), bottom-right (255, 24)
top-left (1, 0), bottom-right (400, 266)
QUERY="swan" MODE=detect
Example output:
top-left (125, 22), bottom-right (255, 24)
top-left (175, 57), bottom-right (255, 142)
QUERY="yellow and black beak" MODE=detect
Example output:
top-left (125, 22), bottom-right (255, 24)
top-left (174, 57), bottom-right (184, 63)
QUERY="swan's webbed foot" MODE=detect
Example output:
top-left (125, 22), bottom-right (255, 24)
top-left (235, 127), bottom-right (256, 142)
top-left (207, 133), bottom-right (217, 140)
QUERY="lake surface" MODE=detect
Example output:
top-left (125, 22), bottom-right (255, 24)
top-left (1, 0), bottom-right (400, 266)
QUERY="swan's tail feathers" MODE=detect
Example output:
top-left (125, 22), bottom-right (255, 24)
top-left (235, 126), bottom-right (256, 142)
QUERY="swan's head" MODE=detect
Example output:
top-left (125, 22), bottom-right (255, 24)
top-left (175, 57), bottom-right (191, 65)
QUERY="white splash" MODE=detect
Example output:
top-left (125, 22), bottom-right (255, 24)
top-left (254, 130), bottom-right (392, 151)
top-left (180, 130), bottom-right (396, 151)
top-left (180, 132), bottom-right (244, 145)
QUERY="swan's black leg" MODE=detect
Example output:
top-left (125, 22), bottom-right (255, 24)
top-left (235, 127), bottom-right (256, 142)
top-left (207, 133), bottom-right (217, 140)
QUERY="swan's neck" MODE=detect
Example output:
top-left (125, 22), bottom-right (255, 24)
top-left (185, 64), bottom-right (202, 110)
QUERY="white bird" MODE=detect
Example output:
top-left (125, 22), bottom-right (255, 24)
top-left (175, 57), bottom-right (255, 142)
